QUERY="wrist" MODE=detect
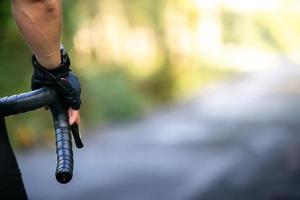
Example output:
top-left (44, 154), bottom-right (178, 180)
top-left (32, 48), bottom-right (71, 78)
top-left (34, 53), bottom-right (61, 69)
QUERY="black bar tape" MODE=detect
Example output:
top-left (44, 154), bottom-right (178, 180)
top-left (0, 87), bottom-right (56, 116)
top-left (50, 99), bottom-right (73, 184)
top-left (0, 87), bottom-right (76, 184)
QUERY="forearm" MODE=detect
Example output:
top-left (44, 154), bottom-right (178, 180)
top-left (11, 0), bottom-right (62, 69)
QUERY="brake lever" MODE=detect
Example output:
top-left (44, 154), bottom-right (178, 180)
top-left (71, 124), bottom-right (84, 148)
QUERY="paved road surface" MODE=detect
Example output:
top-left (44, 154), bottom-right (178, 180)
top-left (17, 65), bottom-right (300, 200)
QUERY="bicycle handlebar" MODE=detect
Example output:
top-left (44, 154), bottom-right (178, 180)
top-left (0, 87), bottom-right (83, 184)
top-left (0, 87), bottom-right (56, 116)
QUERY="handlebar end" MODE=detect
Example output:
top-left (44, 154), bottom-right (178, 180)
top-left (56, 170), bottom-right (73, 184)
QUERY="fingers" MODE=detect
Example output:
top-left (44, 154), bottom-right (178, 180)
top-left (69, 109), bottom-right (83, 148)
top-left (68, 108), bottom-right (80, 125)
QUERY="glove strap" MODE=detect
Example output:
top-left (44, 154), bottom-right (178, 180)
top-left (32, 48), bottom-right (71, 78)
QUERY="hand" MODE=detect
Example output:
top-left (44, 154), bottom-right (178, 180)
top-left (31, 48), bottom-right (82, 124)
top-left (31, 48), bottom-right (81, 110)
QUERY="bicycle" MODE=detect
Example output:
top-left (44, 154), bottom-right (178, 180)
top-left (0, 87), bottom-right (83, 184)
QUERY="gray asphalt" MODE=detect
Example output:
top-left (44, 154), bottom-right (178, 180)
top-left (17, 65), bottom-right (300, 200)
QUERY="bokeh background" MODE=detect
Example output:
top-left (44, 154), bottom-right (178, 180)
top-left (1, 0), bottom-right (300, 199)
top-left (1, 0), bottom-right (300, 146)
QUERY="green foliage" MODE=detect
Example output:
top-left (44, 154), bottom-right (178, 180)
top-left (124, 0), bottom-right (167, 28)
top-left (83, 67), bottom-right (144, 123)
top-left (221, 9), bottom-right (242, 44)
top-left (254, 13), bottom-right (300, 52)
top-left (221, 8), bottom-right (300, 52)
top-left (139, 58), bottom-right (175, 103)
top-left (0, 4), bottom-right (31, 96)
top-left (0, 1), bottom-right (11, 28)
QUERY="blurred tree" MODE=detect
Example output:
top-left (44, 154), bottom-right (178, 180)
top-left (123, 0), bottom-right (175, 102)
top-left (0, 1), bottom-right (30, 96)
top-left (221, 7), bottom-right (300, 52)
top-left (0, 1), bottom-right (11, 29)
top-left (1, 0), bottom-right (239, 148)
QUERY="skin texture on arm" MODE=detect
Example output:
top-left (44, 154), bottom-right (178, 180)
top-left (11, 0), bottom-right (79, 125)
top-left (11, 0), bottom-right (62, 69)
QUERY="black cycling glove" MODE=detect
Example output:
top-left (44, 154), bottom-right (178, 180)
top-left (31, 48), bottom-right (81, 110)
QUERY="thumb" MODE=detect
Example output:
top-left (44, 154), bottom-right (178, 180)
top-left (68, 108), bottom-right (80, 125)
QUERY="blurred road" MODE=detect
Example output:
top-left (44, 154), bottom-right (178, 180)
top-left (17, 64), bottom-right (300, 200)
